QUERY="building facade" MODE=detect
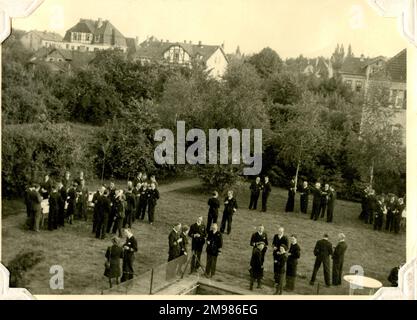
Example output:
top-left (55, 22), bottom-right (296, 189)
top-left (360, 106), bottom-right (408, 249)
top-left (134, 37), bottom-right (229, 79)
top-left (339, 49), bottom-right (406, 144)
top-left (20, 30), bottom-right (63, 51)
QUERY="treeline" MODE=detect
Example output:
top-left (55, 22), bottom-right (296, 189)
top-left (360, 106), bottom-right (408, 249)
top-left (1, 36), bottom-right (405, 199)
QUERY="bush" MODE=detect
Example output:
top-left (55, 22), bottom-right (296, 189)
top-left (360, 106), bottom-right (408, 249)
top-left (7, 250), bottom-right (45, 288)
top-left (197, 164), bottom-right (243, 193)
top-left (2, 122), bottom-right (94, 197)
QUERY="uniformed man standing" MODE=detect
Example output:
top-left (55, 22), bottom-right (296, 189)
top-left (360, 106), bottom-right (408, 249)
top-left (189, 216), bottom-right (207, 273)
top-left (57, 182), bottom-right (66, 228)
top-left (48, 184), bottom-right (60, 231)
top-left (106, 181), bottom-right (117, 233)
top-left (123, 187), bottom-right (136, 228)
top-left (319, 183), bottom-right (330, 218)
top-left (310, 234), bottom-right (333, 287)
top-left (272, 227), bottom-right (289, 253)
top-left (326, 186), bottom-right (336, 223)
top-left (138, 182), bottom-right (148, 220)
top-left (299, 181), bottom-right (309, 214)
top-left (178, 225), bottom-right (189, 275)
top-left (66, 182), bottom-right (78, 225)
top-left (374, 196), bottom-right (386, 231)
top-left (205, 223), bottom-right (223, 278)
top-left (332, 233), bottom-right (347, 286)
top-left (249, 177), bottom-right (262, 210)
top-left (207, 191), bottom-right (220, 233)
top-left (310, 182), bottom-right (322, 221)
top-left (121, 228), bottom-right (138, 282)
top-left (273, 245), bottom-right (288, 295)
top-left (385, 195), bottom-right (397, 232)
top-left (250, 224), bottom-right (268, 260)
top-left (167, 222), bottom-right (182, 280)
top-left (285, 234), bottom-right (301, 292)
top-left (147, 182), bottom-right (159, 225)
top-left (261, 176), bottom-right (272, 212)
top-left (220, 190), bottom-right (238, 235)
top-left (249, 241), bottom-right (265, 290)
top-left (285, 178), bottom-right (296, 213)
top-left (112, 190), bottom-right (125, 237)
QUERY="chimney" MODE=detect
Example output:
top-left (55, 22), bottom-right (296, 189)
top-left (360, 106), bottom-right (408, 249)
top-left (97, 18), bottom-right (103, 28)
top-left (360, 54), bottom-right (365, 62)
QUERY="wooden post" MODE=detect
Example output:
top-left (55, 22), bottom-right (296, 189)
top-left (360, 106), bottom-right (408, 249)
top-left (149, 268), bottom-right (154, 295)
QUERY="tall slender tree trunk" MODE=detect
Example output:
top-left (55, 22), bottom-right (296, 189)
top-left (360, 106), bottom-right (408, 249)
top-left (294, 140), bottom-right (303, 192)
top-left (369, 160), bottom-right (374, 189)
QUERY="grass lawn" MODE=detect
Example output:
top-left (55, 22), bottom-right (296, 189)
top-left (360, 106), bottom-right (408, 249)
top-left (1, 178), bottom-right (406, 295)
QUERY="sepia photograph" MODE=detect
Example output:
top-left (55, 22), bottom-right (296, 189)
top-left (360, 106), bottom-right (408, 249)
top-left (0, 0), bottom-right (412, 298)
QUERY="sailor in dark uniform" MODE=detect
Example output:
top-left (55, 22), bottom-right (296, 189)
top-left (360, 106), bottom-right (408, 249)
top-left (120, 228), bottom-right (138, 282)
top-left (299, 181), bottom-right (309, 214)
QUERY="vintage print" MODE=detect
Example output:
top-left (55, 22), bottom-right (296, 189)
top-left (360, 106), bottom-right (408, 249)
top-left (0, 0), bottom-right (412, 298)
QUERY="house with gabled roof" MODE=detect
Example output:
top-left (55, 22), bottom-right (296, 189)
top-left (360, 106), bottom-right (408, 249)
top-left (133, 37), bottom-right (228, 79)
top-left (60, 18), bottom-right (128, 52)
top-left (338, 54), bottom-right (387, 93)
top-left (340, 49), bottom-right (407, 144)
top-left (20, 30), bottom-right (63, 51)
top-left (28, 47), bottom-right (96, 74)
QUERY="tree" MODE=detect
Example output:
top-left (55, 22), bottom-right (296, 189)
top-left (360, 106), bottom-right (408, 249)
top-left (331, 43), bottom-right (345, 72)
top-left (268, 93), bottom-right (327, 188)
top-left (264, 71), bottom-right (302, 105)
top-left (94, 99), bottom-right (161, 179)
top-left (347, 44), bottom-right (354, 58)
top-left (247, 47), bottom-right (283, 78)
top-left (347, 82), bottom-right (405, 191)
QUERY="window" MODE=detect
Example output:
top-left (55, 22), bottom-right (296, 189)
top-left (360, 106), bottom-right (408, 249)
top-left (345, 79), bottom-right (352, 87)
top-left (95, 35), bottom-right (100, 42)
top-left (355, 80), bottom-right (362, 92)
top-left (390, 89), bottom-right (398, 107)
top-left (173, 52), bottom-right (180, 63)
top-left (396, 90), bottom-right (404, 109)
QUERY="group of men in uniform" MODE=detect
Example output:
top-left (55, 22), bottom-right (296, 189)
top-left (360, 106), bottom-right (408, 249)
top-left (91, 172), bottom-right (160, 239)
top-left (249, 225), bottom-right (301, 294)
top-left (359, 186), bottom-right (406, 233)
top-left (24, 171), bottom-right (160, 239)
top-left (248, 176), bottom-right (272, 212)
top-left (167, 217), bottom-right (223, 280)
top-left (24, 171), bottom-right (88, 232)
top-left (283, 179), bottom-right (337, 222)
top-left (249, 226), bottom-right (348, 294)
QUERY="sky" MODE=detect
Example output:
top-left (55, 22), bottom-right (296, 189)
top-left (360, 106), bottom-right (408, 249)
top-left (12, 0), bottom-right (407, 59)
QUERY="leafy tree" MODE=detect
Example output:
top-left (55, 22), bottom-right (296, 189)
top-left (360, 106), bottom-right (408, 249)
top-left (247, 47), bottom-right (283, 78)
top-left (94, 99), bottom-right (161, 180)
top-left (346, 82), bottom-right (405, 191)
top-left (266, 93), bottom-right (327, 188)
top-left (264, 71), bottom-right (302, 105)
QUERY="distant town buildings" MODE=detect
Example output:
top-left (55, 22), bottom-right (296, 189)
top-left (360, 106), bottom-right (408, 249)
top-left (20, 18), bottom-right (228, 78)
top-left (133, 37), bottom-right (228, 79)
top-left (338, 49), bottom-right (406, 144)
top-left (20, 30), bottom-right (63, 51)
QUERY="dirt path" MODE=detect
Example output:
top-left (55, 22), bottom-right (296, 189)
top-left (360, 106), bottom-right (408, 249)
top-left (157, 178), bottom-right (201, 193)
